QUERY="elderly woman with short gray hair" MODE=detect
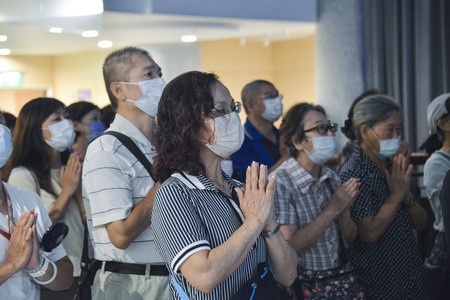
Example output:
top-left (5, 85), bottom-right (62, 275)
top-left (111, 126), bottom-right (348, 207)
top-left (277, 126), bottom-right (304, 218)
top-left (339, 94), bottom-right (427, 299)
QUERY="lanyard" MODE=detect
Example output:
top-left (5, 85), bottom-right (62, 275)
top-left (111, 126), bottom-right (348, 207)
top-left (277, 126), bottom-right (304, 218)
top-left (0, 187), bottom-right (14, 241)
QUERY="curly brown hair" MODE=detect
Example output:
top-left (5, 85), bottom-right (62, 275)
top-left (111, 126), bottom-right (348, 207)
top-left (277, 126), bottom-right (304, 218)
top-left (153, 71), bottom-right (218, 181)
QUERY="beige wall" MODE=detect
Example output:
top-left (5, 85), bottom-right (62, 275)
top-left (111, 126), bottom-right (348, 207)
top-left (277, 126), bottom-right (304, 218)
top-left (0, 36), bottom-right (316, 117)
top-left (200, 36), bottom-right (316, 124)
top-left (0, 55), bottom-right (53, 115)
top-left (53, 50), bottom-right (110, 108)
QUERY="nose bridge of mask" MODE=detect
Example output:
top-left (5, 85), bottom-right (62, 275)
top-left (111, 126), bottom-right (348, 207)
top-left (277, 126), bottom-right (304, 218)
top-left (209, 113), bottom-right (232, 136)
top-left (310, 136), bottom-right (336, 151)
top-left (48, 118), bottom-right (71, 133)
top-left (140, 77), bottom-right (166, 96)
top-left (263, 96), bottom-right (281, 108)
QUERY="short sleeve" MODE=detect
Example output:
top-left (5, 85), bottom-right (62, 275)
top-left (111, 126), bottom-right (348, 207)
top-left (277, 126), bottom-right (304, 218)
top-left (273, 170), bottom-right (298, 226)
top-left (8, 167), bottom-right (39, 195)
top-left (152, 182), bottom-right (211, 273)
top-left (83, 149), bottom-right (133, 227)
top-left (424, 155), bottom-right (448, 203)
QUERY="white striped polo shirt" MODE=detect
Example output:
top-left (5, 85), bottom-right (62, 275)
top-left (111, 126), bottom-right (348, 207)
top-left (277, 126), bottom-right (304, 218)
top-left (82, 113), bottom-right (164, 264)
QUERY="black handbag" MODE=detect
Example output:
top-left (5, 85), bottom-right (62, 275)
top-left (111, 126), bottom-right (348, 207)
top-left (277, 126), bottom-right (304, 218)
top-left (231, 263), bottom-right (301, 300)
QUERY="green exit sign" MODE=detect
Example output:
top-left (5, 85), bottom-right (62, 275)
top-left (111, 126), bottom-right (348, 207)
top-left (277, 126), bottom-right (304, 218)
top-left (0, 72), bottom-right (23, 87)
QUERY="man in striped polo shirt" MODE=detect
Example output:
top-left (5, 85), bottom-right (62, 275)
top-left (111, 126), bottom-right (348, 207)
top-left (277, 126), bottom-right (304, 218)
top-left (82, 46), bottom-right (169, 299)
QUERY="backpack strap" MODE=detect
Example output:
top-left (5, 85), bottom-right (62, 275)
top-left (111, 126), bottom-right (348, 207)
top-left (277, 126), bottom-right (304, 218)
top-left (102, 131), bottom-right (155, 181)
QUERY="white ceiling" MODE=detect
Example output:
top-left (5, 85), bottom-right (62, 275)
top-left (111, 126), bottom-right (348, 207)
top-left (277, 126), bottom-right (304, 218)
top-left (0, 1), bottom-right (316, 55)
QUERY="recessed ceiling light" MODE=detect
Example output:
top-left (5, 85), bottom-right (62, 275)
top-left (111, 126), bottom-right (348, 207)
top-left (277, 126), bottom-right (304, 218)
top-left (49, 27), bottom-right (63, 34)
top-left (98, 40), bottom-right (113, 48)
top-left (82, 30), bottom-right (98, 38)
top-left (0, 49), bottom-right (11, 55)
top-left (0, 35), bottom-right (7, 42)
top-left (181, 35), bottom-right (197, 43)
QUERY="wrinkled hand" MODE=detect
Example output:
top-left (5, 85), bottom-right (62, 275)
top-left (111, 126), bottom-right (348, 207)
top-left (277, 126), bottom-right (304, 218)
top-left (385, 153), bottom-right (412, 203)
top-left (7, 211), bottom-right (35, 271)
top-left (25, 217), bottom-right (41, 270)
top-left (235, 162), bottom-right (277, 230)
top-left (60, 152), bottom-right (82, 198)
top-left (328, 178), bottom-right (360, 215)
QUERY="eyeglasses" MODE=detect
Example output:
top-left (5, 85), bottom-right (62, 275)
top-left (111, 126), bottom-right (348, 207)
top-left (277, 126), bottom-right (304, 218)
top-left (211, 101), bottom-right (242, 115)
top-left (304, 122), bottom-right (338, 135)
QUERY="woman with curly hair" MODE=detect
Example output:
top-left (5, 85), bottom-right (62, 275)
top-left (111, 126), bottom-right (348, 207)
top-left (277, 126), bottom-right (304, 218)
top-left (151, 71), bottom-right (297, 299)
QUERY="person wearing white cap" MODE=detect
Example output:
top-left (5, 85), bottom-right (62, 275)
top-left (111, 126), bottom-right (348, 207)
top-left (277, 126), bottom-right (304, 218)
top-left (422, 93), bottom-right (450, 299)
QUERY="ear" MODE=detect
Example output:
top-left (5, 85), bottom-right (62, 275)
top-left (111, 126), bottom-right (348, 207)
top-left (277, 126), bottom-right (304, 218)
top-left (437, 119), bottom-right (449, 132)
top-left (74, 121), bottom-right (84, 133)
top-left (110, 82), bottom-right (127, 101)
top-left (292, 136), bottom-right (304, 152)
top-left (201, 118), bottom-right (214, 143)
top-left (360, 124), bottom-right (370, 141)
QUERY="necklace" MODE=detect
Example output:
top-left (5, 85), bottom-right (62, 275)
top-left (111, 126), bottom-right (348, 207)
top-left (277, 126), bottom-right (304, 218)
top-left (0, 186), bottom-right (14, 240)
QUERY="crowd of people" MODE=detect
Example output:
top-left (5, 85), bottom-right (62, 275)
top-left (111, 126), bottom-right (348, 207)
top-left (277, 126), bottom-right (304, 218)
top-left (0, 45), bottom-right (449, 300)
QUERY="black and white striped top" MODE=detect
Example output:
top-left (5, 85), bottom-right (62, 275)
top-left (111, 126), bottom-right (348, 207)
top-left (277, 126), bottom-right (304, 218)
top-left (152, 172), bottom-right (267, 300)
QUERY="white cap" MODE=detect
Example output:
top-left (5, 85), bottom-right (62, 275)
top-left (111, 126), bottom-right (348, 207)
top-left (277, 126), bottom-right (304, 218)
top-left (427, 93), bottom-right (450, 134)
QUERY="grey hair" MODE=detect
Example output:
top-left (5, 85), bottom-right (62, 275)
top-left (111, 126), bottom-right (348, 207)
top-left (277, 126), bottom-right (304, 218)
top-left (102, 46), bottom-right (151, 110)
top-left (241, 80), bottom-right (274, 113)
top-left (352, 94), bottom-right (402, 143)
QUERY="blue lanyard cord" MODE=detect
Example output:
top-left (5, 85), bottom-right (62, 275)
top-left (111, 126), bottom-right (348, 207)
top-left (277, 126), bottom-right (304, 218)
top-left (260, 266), bottom-right (269, 279)
top-left (249, 283), bottom-right (257, 300)
top-left (171, 277), bottom-right (189, 300)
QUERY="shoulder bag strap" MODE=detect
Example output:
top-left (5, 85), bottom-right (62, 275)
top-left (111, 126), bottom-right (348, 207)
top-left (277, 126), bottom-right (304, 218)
top-left (103, 131), bottom-right (155, 180)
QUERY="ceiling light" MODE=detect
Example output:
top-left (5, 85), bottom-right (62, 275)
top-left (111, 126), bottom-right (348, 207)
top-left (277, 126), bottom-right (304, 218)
top-left (51, 0), bottom-right (103, 17)
top-left (181, 35), bottom-right (197, 43)
top-left (0, 49), bottom-right (11, 55)
top-left (49, 27), bottom-right (63, 33)
top-left (0, 35), bottom-right (7, 42)
top-left (82, 30), bottom-right (98, 38)
top-left (98, 40), bottom-right (113, 48)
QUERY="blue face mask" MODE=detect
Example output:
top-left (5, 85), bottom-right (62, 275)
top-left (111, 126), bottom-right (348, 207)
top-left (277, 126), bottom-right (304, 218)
top-left (86, 121), bottom-right (105, 142)
top-left (0, 124), bottom-right (13, 167)
top-left (369, 128), bottom-right (401, 159)
top-left (304, 136), bottom-right (337, 165)
top-left (377, 137), bottom-right (401, 159)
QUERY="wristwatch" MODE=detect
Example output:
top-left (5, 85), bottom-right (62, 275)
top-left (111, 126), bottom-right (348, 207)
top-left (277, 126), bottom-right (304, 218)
top-left (261, 223), bottom-right (280, 238)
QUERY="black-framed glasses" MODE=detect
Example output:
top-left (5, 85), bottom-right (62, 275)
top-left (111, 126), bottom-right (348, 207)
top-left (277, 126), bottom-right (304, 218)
top-left (304, 122), bottom-right (338, 135)
top-left (212, 101), bottom-right (242, 115)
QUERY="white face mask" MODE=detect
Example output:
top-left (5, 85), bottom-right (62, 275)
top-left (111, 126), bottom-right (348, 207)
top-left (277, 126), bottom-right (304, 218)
top-left (261, 96), bottom-right (283, 122)
top-left (44, 119), bottom-right (76, 152)
top-left (304, 136), bottom-right (337, 165)
top-left (124, 77), bottom-right (166, 117)
top-left (0, 124), bottom-right (13, 168)
top-left (206, 112), bottom-right (245, 158)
